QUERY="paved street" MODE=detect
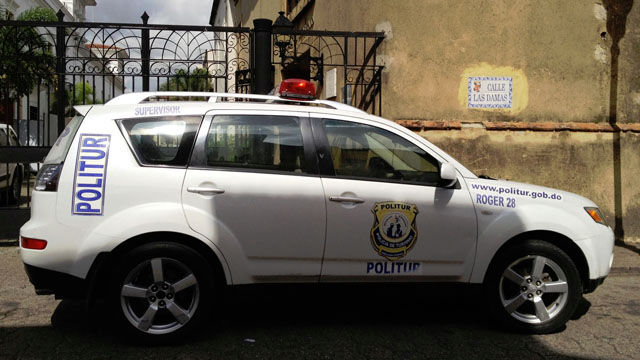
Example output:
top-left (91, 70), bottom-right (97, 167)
top-left (1, 244), bottom-right (639, 360)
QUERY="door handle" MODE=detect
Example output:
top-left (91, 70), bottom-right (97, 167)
top-left (187, 186), bottom-right (225, 195)
top-left (329, 196), bottom-right (365, 204)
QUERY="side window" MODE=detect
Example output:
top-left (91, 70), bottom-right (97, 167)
top-left (205, 115), bottom-right (306, 174)
top-left (119, 116), bottom-right (201, 166)
top-left (0, 130), bottom-right (7, 146)
top-left (323, 119), bottom-right (441, 185)
top-left (8, 129), bottom-right (19, 146)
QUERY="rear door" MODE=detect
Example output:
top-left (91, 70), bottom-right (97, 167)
top-left (181, 110), bottom-right (326, 284)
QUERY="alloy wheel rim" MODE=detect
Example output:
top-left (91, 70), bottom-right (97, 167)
top-left (499, 255), bottom-right (569, 324)
top-left (120, 257), bottom-right (200, 334)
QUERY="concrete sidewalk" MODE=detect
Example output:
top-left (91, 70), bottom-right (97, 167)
top-left (611, 243), bottom-right (640, 274)
top-left (0, 238), bottom-right (17, 246)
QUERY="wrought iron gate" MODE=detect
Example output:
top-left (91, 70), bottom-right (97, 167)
top-left (271, 28), bottom-right (384, 116)
top-left (0, 10), bottom-right (384, 237)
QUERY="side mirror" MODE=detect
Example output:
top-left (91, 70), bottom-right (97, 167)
top-left (439, 163), bottom-right (458, 188)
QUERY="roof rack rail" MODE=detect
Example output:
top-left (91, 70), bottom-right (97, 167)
top-left (105, 91), bottom-right (366, 114)
top-left (313, 100), bottom-right (367, 114)
top-left (105, 92), bottom-right (281, 105)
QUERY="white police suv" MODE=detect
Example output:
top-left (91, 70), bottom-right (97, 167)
top-left (20, 79), bottom-right (614, 341)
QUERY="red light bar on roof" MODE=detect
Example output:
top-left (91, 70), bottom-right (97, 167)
top-left (278, 79), bottom-right (316, 100)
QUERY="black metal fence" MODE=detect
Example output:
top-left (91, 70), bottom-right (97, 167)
top-left (0, 11), bottom-right (384, 237)
top-left (272, 28), bottom-right (384, 115)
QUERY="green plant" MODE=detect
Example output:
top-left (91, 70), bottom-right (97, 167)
top-left (68, 82), bottom-right (101, 106)
top-left (51, 81), bottom-right (102, 117)
top-left (0, 7), bottom-right (58, 100)
top-left (17, 7), bottom-right (58, 22)
top-left (160, 68), bottom-right (211, 92)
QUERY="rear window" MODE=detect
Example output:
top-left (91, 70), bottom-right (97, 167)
top-left (119, 116), bottom-right (201, 167)
top-left (44, 115), bottom-right (84, 164)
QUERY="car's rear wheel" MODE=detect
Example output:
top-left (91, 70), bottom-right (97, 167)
top-left (484, 239), bottom-right (582, 334)
top-left (108, 242), bottom-right (215, 342)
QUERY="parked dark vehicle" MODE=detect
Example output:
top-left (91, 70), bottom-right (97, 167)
top-left (0, 124), bottom-right (24, 205)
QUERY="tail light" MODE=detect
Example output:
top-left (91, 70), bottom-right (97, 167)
top-left (35, 164), bottom-right (62, 191)
top-left (21, 236), bottom-right (47, 250)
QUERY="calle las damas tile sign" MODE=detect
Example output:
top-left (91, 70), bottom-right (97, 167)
top-left (467, 77), bottom-right (513, 109)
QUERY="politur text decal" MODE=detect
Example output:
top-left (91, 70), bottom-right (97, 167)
top-left (72, 134), bottom-right (110, 215)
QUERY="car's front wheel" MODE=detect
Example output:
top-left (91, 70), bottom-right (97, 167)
top-left (108, 242), bottom-right (215, 342)
top-left (484, 239), bottom-right (582, 334)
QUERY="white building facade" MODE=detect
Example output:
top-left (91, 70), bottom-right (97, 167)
top-left (1, 0), bottom-right (129, 148)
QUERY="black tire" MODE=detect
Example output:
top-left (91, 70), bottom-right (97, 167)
top-left (108, 242), bottom-right (216, 343)
top-left (484, 239), bottom-right (582, 334)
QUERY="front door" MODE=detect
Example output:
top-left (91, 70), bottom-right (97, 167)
top-left (313, 116), bottom-right (478, 282)
top-left (182, 110), bottom-right (326, 284)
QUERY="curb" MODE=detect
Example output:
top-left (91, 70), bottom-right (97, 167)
top-left (615, 240), bottom-right (640, 255)
top-left (0, 239), bottom-right (18, 247)
top-left (609, 267), bottom-right (640, 275)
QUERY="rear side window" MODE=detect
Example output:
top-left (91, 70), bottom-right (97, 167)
top-left (205, 115), bottom-right (307, 173)
top-left (8, 128), bottom-right (19, 146)
top-left (44, 115), bottom-right (84, 164)
top-left (119, 116), bottom-right (201, 167)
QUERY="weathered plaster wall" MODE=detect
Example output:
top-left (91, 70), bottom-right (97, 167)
top-left (233, 0), bottom-right (281, 27)
top-left (304, 0), bottom-right (617, 123)
top-left (613, 0), bottom-right (640, 123)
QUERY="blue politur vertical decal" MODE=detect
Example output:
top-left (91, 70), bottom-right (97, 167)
top-left (71, 134), bottom-right (111, 215)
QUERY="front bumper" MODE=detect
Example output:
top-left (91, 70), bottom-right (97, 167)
top-left (584, 275), bottom-right (607, 294)
top-left (23, 263), bottom-right (87, 299)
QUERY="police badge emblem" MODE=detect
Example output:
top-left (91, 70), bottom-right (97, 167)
top-left (370, 201), bottom-right (419, 260)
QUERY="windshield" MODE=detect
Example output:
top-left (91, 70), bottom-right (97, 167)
top-left (43, 115), bottom-right (84, 164)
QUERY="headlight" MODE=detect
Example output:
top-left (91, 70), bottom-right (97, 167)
top-left (584, 207), bottom-right (606, 225)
